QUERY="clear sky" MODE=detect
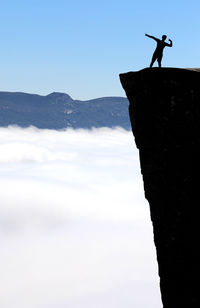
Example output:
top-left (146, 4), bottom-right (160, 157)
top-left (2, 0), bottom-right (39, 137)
top-left (0, 0), bottom-right (200, 99)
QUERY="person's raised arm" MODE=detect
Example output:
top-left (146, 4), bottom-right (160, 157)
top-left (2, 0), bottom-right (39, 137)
top-left (166, 39), bottom-right (173, 47)
top-left (145, 33), bottom-right (159, 42)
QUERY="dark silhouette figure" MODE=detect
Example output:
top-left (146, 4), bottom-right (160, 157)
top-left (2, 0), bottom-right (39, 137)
top-left (145, 33), bottom-right (173, 67)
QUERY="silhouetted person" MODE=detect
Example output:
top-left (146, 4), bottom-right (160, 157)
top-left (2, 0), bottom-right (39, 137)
top-left (145, 33), bottom-right (173, 68)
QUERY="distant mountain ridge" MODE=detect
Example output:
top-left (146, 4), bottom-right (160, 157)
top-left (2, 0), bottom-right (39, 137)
top-left (0, 91), bottom-right (130, 130)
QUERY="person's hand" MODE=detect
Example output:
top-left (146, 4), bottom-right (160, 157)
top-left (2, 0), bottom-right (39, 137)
top-left (145, 33), bottom-right (148, 36)
top-left (169, 39), bottom-right (172, 42)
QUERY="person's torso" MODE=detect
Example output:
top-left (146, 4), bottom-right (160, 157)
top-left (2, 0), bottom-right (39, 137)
top-left (155, 40), bottom-right (166, 54)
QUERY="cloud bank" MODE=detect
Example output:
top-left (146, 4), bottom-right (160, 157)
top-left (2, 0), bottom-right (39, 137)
top-left (0, 126), bottom-right (162, 308)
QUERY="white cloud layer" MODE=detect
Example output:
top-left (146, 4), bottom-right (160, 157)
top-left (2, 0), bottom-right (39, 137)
top-left (0, 126), bottom-right (162, 308)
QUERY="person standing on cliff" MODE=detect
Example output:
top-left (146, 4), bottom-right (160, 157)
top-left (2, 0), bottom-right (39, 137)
top-left (145, 33), bottom-right (173, 68)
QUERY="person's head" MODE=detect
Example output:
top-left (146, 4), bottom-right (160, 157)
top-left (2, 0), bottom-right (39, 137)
top-left (162, 35), bottom-right (167, 41)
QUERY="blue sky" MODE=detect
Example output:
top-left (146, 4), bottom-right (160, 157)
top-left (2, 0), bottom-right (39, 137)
top-left (0, 0), bottom-right (200, 99)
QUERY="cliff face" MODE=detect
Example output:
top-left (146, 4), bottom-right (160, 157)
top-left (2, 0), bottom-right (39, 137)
top-left (120, 68), bottom-right (200, 308)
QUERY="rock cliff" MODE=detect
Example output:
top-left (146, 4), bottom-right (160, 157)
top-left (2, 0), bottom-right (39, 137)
top-left (120, 67), bottom-right (200, 308)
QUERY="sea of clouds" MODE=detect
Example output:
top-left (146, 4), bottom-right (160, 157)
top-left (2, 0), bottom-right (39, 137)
top-left (0, 126), bottom-right (162, 308)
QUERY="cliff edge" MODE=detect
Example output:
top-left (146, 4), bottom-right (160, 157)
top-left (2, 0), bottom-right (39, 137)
top-left (120, 68), bottom-right (200, 308)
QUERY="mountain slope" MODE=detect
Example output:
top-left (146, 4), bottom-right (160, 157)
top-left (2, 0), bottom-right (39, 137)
top-left (0, 91), bottom-right (130, 129)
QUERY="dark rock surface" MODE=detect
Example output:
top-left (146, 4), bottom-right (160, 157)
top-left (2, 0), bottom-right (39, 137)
top-left (0, 91), bottom-right (130, 129)
top-left (120, 67), bottom-right (200, 307)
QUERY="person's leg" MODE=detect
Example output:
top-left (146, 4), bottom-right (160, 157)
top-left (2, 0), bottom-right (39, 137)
top-left (150, 54), bottom-right (157, 68)
top-left (157, 55), bottom-right (162, 67)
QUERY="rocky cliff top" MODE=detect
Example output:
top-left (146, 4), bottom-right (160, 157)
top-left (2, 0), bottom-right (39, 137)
top-left (120, 67), bottom-right (200, 148)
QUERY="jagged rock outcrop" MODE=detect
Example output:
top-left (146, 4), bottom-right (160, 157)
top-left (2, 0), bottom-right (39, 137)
top-left (120, 68), bottom-right (200, 308)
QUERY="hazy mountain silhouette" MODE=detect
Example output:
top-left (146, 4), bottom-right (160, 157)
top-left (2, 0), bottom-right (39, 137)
top-left (0, 91), bottom-right (130, 129)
